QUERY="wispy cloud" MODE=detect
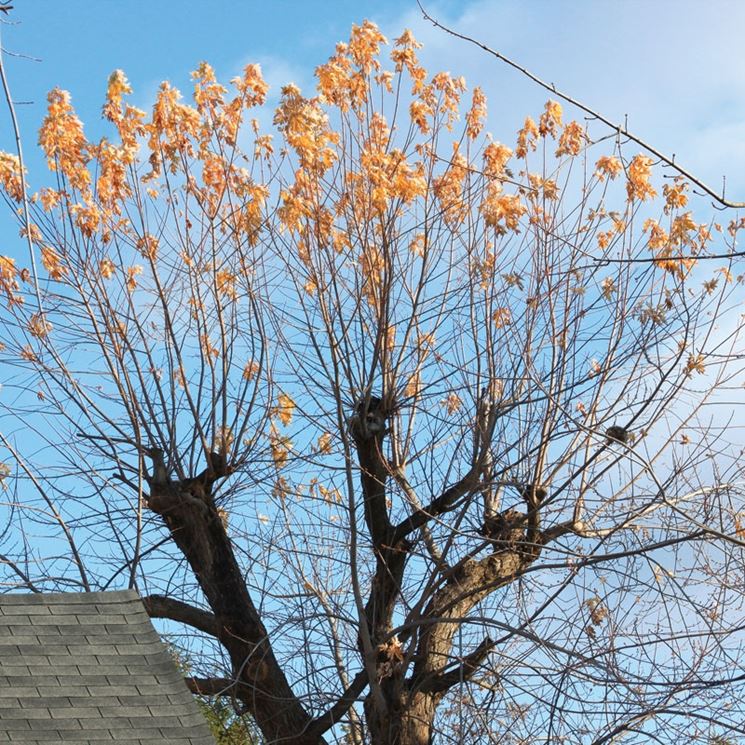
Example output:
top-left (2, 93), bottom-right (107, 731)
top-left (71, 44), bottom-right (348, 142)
top-left (373, 0), bottom-right (745, 198)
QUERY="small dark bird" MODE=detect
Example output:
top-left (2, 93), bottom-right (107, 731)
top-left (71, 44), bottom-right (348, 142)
top-left (479, 507), bottom-right (525, 544)
top-left (356, 395), bottom-right (382, 415)
top-left (0, 5), bottom-right (13, 14)
top-left (520, 483), bottom-right (547, 505)
top-left (606, 425), bottom-right (629, 445)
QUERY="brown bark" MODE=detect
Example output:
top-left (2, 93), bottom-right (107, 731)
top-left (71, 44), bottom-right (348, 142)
top-left (351, 401), bottom-right (402, 648)
top-left (351, 402), bottom-right (536, 745)
top-left (366, 689), bottom-right (440, 745)
top-left (146, 469), bottom-right (322, 745)
top-left (142, 594), bottom-right (219, 637)
top-left (410, 513), bottom-right (540, 705)
top-left (353, 401), bottom-right (432, 744)
top-left (145, 415), bottom-right (540, 745)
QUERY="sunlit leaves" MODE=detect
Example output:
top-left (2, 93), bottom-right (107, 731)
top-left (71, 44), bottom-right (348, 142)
top-left (663, 178), bottom-right (689, 213)
top-left (0, 255), bottom-right (22, 307)
top-left (273, 393), bottom-right (296, 427)
top-left (538, 99), bottom-right (563, 138)
top-left (433, 146), bottom-right (469, 225)
top-left (483, 142), bottom-right (513, 178)
top-left (126, 265), bottom-right (142, 292)
top-left (98, 256), bottom-right (116, 279)
top-left (515, 116), bottom-right (539, 159)
top-left (40, 246), bottom-right (67, 281)
top-left (200, 334), bottom-right (220, 360)
top-left (480, 186), bottom-right (527, 234)
top-left (626, 154), bottom-right (656, 202)
top-left (27, 312), bottom-right (52, 339)
top-left (492, 307), bottom-right (512, 328)
top-left (215, 269), bottom-right (237, 300)
top-left (555, 120), bottom-right (586, 157)
top-left (38, 88), bottom-right (91, 191)
top-left (347, 20), bottom-right (388, 75)
top-left (103, 69), bottom-right (132, 121)
top-left (502, 272), bottom-right (524, 291)
top-left (594, 155), bottom-right (622, 181)
top-left (466, 86), bottom-right (487, 140)
top-left (242, 360), bottom-right (260, 382)
top-left (95, 140), bottom-right (131, 213)
top-left (269, 424), bottom-right (292, 469)
top-left (316, 432), bottom-right (333, 454)
top-left (644, 211), bottom-right (702, 278)
top-left (441, 393), bottom-right (462, 415)
top-left (37, 187), bottom-right (62, 211)
top-left (404, 372), bottom-right (420, 398)
top-left (600, 277), bottom-right (617, 299)
top-left (146, 81), bottom-right (200, 178)
top-left (409, 99), bottom-right (432, 134)
top-left (684, 353), bottom-right (706, 377)
top-left (0, 462), bottom-right (10, 490)
top-left (359, 244), bottom-right (385, 307)
top-left (0, 152), bottom-right (24, 201)
top-left (428, 72), bottom-right (467, 132)
top-left (274, 84), bottom-right (338, 175)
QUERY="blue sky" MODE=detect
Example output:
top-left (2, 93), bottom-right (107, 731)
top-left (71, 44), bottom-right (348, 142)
top-left (2, 0), bottom-right (745, 206)
top-left (1, 7), bottom-right (743, 725)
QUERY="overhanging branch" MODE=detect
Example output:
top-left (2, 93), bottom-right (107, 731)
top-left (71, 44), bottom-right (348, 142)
top-left (393, 465), bottom-right (480, 542)
top-left (142, 594), bottom-right (220, 638)
top-left (307, 670), bottom-right (369, 737)
top-left (419, 2), bottom-right (745, 210)
top-left (186, 676), bottom-right (237, 696)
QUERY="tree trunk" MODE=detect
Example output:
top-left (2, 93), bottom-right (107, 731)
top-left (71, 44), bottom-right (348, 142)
top-left (148, 476), bottom-right (322, 745)
top-left (366, 689), bottom-right (439, 745)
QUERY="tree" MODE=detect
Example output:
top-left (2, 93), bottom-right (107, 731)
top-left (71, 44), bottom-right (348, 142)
top-left (1, 19), bottom-right (744, 745)
top-left (171, 645), bottom-right (261, 743)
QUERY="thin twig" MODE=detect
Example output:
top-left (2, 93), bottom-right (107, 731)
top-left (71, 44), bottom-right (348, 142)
top-left (0, 21), bottom-right (44, 311)
top-left (0, 46), bottom-right (42, 62)
top-left (418, 2), bottom-right (745, 209)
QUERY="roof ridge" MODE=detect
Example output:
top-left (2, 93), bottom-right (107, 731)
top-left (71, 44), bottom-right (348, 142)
top-left (0, 588), bottom-right (140, 604)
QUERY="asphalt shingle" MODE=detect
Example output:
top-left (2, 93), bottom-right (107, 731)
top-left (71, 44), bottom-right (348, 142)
top-left (0, 589), bottom-right (216, 744)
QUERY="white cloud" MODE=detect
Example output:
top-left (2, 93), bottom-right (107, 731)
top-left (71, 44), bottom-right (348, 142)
top-left (374, 0), bottom-right (745, 198)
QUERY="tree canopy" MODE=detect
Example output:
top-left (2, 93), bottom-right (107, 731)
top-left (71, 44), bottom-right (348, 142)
top-left (1, 19), bottom-right (744, 745)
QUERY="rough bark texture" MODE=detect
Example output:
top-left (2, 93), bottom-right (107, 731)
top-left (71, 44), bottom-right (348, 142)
top-left (366, 689), bottom-right (440, 745)
top-left (146, 457), bottom-right (322, 745)
top-left (350, 400), bottom-right (541, 745)
top-left (143, 407), bottom-right (544, 745)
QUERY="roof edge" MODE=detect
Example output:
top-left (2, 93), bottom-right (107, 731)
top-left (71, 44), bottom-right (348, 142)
top-left (0, 588), bottom-right (141, 604)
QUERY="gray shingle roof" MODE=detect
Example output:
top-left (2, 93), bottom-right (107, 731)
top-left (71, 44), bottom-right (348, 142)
top-left (0, 589), bottom-right (216, 744)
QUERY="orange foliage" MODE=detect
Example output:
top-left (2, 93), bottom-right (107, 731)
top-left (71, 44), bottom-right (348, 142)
top-left (38, 88), bottom-right (90, 191)
top-left (626, 154), bottom-right (657, 202)
top-left (0, 18), bottom-right (702, 364)
top-left (0, 152), bottom-right (24, 201)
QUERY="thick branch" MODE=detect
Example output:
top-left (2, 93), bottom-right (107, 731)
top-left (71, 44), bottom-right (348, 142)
top-left (186, 676), bottom-right (237, 696)
top-left (419, 636), bottom-right (496, 693)
top-left (353, 431), bottom-right (393, 547)
top-left (146, 473), bottom-right (319, 744)
top-left (410, 546), bottom-right (532, 689)
top-left (142, 594), bottom-right (220, 638)
top-left (307, 670), bottom-right (369, 738)
top-left (393, 465), bottom-right (480, 543)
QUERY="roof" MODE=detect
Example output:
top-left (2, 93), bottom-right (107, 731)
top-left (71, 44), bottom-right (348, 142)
top-left (0, 589), bottom-right (216, 744)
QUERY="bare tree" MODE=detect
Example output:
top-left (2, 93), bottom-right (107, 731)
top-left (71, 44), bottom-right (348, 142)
top-left (1, 20), bottom-right (744, 745)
